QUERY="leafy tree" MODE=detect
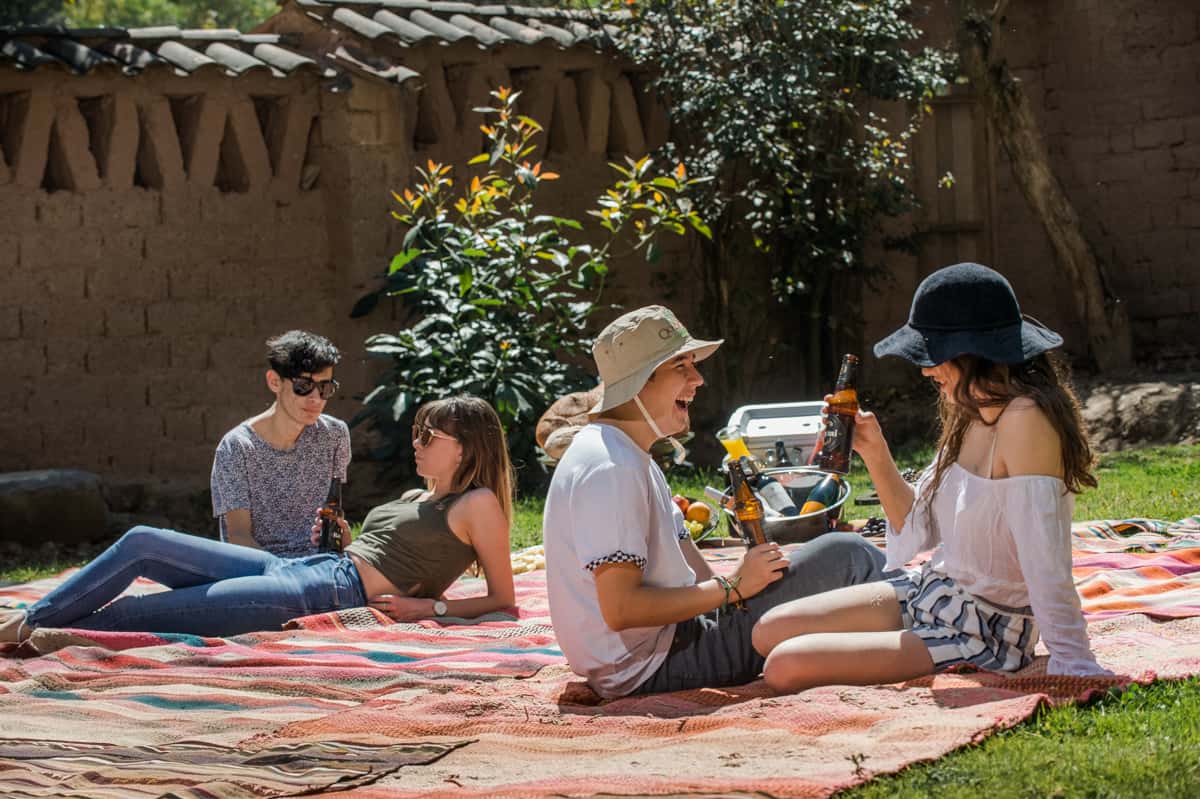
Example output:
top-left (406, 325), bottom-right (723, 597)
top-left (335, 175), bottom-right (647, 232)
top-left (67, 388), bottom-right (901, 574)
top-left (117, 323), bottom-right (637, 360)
top-left (355, 88), bottom-right (710, 485)
top-left (615, 0), bottom-right (951, 400)
top-left (3, 0), bottom-right (279, 30)
top-left (0, 1), bottom-right (66, 25)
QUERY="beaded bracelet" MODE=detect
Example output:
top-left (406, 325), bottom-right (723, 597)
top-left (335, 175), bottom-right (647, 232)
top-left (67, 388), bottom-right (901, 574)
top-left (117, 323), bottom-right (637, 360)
top-left (714, 575), bottom-right (746, 611)
top-left (726, 575), bottom-right (746, 609)
top-left (714, 575), bottom-right (733, 611)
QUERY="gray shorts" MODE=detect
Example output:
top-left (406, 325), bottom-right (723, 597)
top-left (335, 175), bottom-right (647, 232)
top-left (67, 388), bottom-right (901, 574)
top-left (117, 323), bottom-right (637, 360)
top-left (632, 533), bottom-right (888, 694)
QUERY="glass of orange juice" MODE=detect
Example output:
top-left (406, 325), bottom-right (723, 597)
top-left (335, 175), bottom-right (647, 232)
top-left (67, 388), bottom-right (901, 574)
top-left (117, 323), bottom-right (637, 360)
top-left (716, 426), bottom-right (752, 461)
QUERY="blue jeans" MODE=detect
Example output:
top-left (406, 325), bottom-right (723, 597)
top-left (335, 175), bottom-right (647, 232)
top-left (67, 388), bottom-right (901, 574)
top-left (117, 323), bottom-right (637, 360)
top-left (24, 526), bottom-right (366, 637)
top-left (633, 533), bottom-right (889, 694)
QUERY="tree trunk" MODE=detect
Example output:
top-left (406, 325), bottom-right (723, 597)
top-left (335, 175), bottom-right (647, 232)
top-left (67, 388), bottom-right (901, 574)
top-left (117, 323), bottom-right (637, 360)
top-left (953, 0), bottom-right (1132, 370)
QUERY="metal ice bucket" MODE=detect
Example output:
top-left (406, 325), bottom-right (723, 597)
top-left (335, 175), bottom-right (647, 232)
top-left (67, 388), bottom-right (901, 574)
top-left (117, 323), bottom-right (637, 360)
top-left (722, 467), bottom-right (851, 545)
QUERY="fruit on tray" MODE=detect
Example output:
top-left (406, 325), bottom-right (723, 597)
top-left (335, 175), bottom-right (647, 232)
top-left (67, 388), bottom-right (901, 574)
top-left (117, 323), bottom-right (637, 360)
top-left (684, 503), bottom-right (712, 525)
top-left (672, 494), bottom-right (691, 513)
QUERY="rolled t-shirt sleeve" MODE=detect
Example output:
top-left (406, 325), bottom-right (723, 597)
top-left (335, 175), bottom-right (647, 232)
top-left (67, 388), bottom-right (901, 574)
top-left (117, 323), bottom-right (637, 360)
top-left (333, 420), bottom-right (351, 482)
top-left (572, 464), bottom-right (651, 573)
top-left (211, 436), bottom-right (250, 518)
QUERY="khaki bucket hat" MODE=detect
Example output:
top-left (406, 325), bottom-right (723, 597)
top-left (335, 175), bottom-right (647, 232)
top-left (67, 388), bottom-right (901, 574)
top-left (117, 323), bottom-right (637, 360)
top-left (588, 305), bottom-right (723, 417)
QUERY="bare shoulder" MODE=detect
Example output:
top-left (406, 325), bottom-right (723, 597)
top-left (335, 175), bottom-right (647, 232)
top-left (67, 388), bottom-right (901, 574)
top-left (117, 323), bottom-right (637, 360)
top-left (451, 488), bottom-right (506, 522)
top-left (995, 397), bottom-right (1064, 478)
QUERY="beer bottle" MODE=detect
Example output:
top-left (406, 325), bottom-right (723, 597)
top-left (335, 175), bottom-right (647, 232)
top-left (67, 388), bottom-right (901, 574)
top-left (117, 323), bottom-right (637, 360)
top-left (728, 460), bottom-right (768, 547)
top-left (815, 354), bottom-right (860, 474)
top-left (739, 456), bottom-right (799, 517)
top-left (773, 440), bottom-right (793, 468)
top-left (800, 473), bottom-right (841, 515)
top-left (318, 478), bottom-right (344, 553)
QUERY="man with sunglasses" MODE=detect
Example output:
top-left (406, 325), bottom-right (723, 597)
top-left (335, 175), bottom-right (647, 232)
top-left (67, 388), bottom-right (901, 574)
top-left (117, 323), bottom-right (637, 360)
top-left (210, 331), bottom-right (351, 557)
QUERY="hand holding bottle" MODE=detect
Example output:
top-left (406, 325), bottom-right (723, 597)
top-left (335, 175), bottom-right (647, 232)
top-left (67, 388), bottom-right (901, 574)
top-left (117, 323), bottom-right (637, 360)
top-left (814, 354), bottom-right (860, 474)
top-left (732, 542), bottom-right (788, 598)
top-left (827, 395), bottom-right (889, 468)
top-left (310, 511), bottom-right (351, 548)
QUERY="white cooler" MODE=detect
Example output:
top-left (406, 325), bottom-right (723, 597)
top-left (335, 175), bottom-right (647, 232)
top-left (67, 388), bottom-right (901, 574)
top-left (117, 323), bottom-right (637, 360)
top-left (723, 401), bottom-right (825, 466)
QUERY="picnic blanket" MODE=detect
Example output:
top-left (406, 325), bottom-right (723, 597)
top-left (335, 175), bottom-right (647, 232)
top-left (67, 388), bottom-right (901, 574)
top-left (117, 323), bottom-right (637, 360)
top-left (2, 516), bottom-right (1199, 798)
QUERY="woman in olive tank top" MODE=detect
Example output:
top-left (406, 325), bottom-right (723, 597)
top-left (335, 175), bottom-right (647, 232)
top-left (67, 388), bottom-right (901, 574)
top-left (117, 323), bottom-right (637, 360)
top-left (335, 397), bottom-right (517, 622)
top-left (2, 396), bottom-right (516, 641)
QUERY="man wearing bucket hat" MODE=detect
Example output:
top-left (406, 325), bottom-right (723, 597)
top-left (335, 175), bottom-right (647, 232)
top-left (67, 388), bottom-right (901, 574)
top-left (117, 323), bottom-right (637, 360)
top-left (543, 305), bottom-right (888, 699)
top-left (752, 263), bottom-right (1111, 693)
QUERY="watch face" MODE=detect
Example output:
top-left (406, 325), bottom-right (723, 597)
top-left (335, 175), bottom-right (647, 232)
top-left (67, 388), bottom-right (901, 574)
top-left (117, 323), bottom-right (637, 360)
top-left (433, 600), bottom-right (448, 616)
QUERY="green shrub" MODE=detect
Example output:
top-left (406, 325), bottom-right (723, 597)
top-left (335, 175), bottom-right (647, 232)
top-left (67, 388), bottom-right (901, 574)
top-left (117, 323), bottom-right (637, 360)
top-left (353, 88), bottom-right (710, 484)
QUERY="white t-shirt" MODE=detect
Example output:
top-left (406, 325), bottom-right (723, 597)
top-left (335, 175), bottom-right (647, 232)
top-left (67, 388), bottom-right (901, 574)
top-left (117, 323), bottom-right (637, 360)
top-left (544, 423), bottom-right (696, 698)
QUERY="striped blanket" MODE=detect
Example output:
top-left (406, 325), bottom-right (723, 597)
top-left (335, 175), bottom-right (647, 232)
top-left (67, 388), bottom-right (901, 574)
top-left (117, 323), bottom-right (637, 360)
top-left (1, 517), bottom-right (1198, 798)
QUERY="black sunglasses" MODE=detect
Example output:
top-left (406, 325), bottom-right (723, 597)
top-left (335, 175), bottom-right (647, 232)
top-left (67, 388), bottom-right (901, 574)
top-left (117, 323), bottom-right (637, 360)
top-left (290, 376), bottom-right (339, 400)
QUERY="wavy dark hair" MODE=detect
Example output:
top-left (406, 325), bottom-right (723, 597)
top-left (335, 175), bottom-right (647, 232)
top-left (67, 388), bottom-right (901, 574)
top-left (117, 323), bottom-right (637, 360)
top-left (414, 396), bottom-right (514, 522)
top-left (265, 330), bottom-right (341, 378)
top-left (923, 351), bottom-right (1097, 515)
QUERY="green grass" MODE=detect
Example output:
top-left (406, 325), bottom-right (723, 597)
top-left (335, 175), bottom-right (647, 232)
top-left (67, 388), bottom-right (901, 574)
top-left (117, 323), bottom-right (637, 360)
top-left (512, 496), bottom-right (548, 551)
top-left (0, 542), bottom-right (108, 587)
top-left (1077, 444), bottom-right (1200, 523)
top-left (842, 677), bottom-right (1200, 798)
top-left (849, 442), bottom-right (1200, 526)
top-left (0, 561), bottom-right (86, 586)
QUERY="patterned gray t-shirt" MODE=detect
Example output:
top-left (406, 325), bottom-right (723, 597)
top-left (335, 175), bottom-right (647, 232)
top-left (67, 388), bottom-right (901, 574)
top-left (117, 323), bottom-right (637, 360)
top-left (210, 415), bottom-right (351, 557)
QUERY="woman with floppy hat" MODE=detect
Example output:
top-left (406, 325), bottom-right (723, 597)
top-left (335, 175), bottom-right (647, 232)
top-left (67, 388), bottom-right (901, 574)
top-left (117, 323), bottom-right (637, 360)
top-left (752, 263), bottom-right (1111, 692)
top-left (543, 305), bottom-right (887, 699)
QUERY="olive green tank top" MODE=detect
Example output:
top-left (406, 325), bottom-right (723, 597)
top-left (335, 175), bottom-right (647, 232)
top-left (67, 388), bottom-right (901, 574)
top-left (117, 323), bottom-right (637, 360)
top-left (345, 489), bottom-right (476, 599)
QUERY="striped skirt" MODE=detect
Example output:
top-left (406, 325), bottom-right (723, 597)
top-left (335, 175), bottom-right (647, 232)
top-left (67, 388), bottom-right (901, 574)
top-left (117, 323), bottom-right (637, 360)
top-left (887, 565), bottom-right (1039, 673)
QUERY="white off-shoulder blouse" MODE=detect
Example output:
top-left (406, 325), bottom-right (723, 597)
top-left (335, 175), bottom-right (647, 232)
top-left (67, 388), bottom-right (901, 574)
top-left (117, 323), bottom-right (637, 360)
top-left (886, 460), bottom-right (1107, 676)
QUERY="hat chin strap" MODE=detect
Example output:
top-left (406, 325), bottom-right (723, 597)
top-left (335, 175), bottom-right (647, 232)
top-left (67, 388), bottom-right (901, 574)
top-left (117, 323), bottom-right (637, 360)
top-left (633, 395), bottom-right (687, 465)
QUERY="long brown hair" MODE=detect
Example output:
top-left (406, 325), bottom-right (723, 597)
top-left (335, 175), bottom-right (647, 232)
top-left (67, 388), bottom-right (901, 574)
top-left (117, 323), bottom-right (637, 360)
top-left (414, 396), bottom-right (515, 522)
top-left (923, 351), bottom-right (1097, 511)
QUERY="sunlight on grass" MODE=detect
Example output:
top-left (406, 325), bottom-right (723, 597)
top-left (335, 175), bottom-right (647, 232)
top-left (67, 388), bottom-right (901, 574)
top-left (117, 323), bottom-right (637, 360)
top-left (845, 677), bottom-right (1200, 798)
top-left (0, 561), bottom-right (86, 586)
top-left (1077, 444), bottom-right (1200, 522)
top-left (851, 442), bottom-right (1200, 525)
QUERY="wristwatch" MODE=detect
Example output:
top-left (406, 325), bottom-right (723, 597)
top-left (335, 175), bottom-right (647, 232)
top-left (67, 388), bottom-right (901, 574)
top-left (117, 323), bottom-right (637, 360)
top-left (432, 600), bottom-right (448, 617)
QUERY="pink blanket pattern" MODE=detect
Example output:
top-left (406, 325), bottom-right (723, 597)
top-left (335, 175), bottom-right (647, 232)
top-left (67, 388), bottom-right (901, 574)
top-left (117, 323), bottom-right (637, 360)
top-left (0, 517), bottom-right (1197, 799)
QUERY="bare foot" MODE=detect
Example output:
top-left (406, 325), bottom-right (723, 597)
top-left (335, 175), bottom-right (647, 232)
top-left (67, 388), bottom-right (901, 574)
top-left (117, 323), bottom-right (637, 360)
top-left (0, 611), bottom-right (30, 644)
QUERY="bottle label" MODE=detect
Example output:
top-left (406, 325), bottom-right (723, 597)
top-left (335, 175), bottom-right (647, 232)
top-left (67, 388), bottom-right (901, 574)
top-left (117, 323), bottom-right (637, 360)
top-left (759, 481), bottom-right (798, 516)
top-left (818, 412), bottom-right (855, 474)
top-left (823, 413), bottom-right (849, 450)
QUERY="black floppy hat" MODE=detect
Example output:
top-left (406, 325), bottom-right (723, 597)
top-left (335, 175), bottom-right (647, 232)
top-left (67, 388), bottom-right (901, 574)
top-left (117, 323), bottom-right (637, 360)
top-left (873, 262), bottom-right (1063, 367)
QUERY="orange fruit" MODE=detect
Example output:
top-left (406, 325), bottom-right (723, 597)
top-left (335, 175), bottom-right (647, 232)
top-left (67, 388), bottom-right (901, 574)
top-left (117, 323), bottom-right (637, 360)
top-left (684, 503), bottom-right (712, 525)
